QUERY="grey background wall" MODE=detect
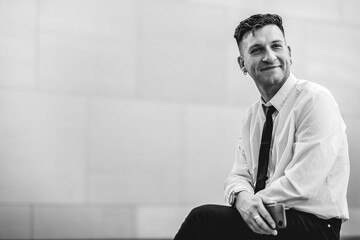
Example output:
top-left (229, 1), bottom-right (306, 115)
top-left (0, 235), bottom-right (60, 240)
top-left (0, 0), bottom-right (359, 238)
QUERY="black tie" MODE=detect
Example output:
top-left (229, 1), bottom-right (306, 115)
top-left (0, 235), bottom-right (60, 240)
top-left (255, 105), bottom-right (276, 193)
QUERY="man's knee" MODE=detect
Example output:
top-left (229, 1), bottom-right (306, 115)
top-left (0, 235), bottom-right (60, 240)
top-left (185, 204), bottom-right (216, 223)
top-left (189, 204), bottom-right (216, 214)
top-left (174, 205), bottom-right (218, 239)
top-left (187, 204), bottom-right (226, 220)
top-left (186, 204), bottom-right (242, 227)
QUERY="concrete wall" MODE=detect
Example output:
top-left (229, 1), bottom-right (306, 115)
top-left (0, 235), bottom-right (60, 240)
top-left (0, 0), bottom-right (359, 238)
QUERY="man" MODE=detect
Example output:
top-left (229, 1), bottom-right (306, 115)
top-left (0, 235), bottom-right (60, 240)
top-left (174, 13), bottom-right (349, 240)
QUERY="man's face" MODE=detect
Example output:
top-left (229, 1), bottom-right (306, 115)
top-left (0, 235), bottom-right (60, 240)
top-left (238, 24), bottom-right (291, 91)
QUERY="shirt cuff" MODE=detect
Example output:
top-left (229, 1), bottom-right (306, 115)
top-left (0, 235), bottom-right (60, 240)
top-left (226, 187), bottom-right (253, 206)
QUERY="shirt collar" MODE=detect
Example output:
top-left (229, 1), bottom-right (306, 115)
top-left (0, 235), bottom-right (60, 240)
top-left (261, 73), bottom-right (298, 112)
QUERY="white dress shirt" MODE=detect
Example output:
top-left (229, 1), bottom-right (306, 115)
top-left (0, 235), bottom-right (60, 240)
top-left (224, 73), bottom-right (350, 220)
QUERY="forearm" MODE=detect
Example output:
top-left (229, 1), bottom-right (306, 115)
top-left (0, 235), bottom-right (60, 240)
top-left (224, 175), bottom-right (254, 205)
top-left (224, 137), bottom-right (254, 204)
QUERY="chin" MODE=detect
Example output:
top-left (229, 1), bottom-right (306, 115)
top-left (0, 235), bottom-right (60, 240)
top-left (263, 73), bottom-right (283, 82)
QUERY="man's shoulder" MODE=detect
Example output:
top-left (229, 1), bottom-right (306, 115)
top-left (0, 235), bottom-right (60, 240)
top-left (238, 101), bottom-right (261, 127)
top-left (244, 100), bottom-right (261, 116)
top-left (295, 78), bottom-right (332, 97)
top-left (292, 78), bottom-right (338, 112)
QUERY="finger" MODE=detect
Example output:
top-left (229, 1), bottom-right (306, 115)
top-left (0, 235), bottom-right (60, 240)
top-left (251, 216), bottom-right (269, 234)
top-left (248, 220), bottom-right (262, 234)
top-left (259, 207), bottom-right (276, 229)
top-left (253, 215), bottom-right (268, 234)
top-left (244, 215), bottom-right (265, 235)
top-left (247, 221), bottom-right (257, 234)
top-left (254, 214), bottom-right (277, 235)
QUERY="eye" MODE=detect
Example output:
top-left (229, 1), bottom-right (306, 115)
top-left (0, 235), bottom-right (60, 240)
top-left (272, 44), bottom-right (283, 49)
top-left (250, 48), bottom-right (261, 54)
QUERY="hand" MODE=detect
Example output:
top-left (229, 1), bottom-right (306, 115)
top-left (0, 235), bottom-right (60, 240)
top-left (235, 191), bottom-right (277, 236)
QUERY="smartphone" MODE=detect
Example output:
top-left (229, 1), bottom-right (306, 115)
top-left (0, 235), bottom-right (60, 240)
top-left (265, 204), bottom-right (287, 230)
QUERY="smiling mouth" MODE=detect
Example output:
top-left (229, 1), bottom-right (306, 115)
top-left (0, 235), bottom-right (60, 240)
top-left (261, 66), bottom-right (279, 71)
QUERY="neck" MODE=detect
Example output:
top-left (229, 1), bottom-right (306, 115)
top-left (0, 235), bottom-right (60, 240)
top-left (258, 73), bottom-right (290, 102)
top-left (259, 85), bottom-right (280, 102)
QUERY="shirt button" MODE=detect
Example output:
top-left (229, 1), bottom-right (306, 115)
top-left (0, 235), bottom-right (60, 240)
top-left (327, 224), bottom-right (331, 228)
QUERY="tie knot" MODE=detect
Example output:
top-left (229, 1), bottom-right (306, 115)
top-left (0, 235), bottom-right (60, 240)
top-left (266, 106), bottom-right (276, 117)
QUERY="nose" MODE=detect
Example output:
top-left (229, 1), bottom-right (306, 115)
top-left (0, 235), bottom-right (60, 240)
top-left (262, 47), bottom-right (277, 62)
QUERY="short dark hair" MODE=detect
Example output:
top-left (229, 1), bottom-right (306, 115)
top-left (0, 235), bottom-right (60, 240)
top-left (234, 13), bottom-right (285, 47)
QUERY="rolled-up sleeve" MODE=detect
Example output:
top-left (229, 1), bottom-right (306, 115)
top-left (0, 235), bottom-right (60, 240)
top-left (224, 134), bottom-right (254, 205)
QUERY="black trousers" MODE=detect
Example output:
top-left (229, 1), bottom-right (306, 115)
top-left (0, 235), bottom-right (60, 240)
top-left (173, 204), bottom-right (341, 240)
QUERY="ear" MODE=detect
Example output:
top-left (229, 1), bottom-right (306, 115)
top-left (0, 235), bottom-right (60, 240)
top-left (238, 56), bottom-right (248, 75)
top-left (287, 45), bottom-right (292, 64)
top-left (237, 56), bottom-right (245, 69)
top-left (287, 45), bottom-right (292, 57)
